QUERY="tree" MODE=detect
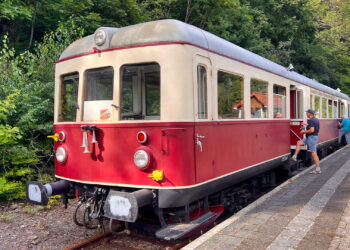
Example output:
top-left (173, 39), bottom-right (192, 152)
top-left (0, 18), bottom-right (84, 200)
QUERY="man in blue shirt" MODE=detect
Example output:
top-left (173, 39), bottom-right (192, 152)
top-left (338, 115), bottom-right (350, 146)
top-left (291, 109), bottom-right (321, 173)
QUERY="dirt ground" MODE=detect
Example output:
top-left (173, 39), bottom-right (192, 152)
top-left (0, 199), bottom-right (169, 250)
top-left (0, 199), bottom-right (102, 249)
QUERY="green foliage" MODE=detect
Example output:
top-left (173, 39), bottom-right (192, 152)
top-left (0, 177), bottom-right (24, 201)
top-left (0, 18), bottom-right (84, 201)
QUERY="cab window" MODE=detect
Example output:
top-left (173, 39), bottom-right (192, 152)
top-left (58, 72), bottom-right (79, 122)
top-left (120, 63), bottom-right (160, 120)
top-left (83, 67), bottom-right (114, 121)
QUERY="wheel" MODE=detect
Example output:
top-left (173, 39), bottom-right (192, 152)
top-left (83, 205), bottom-right (99, 229)
top-left (73, 201), bottom-right (85, 227)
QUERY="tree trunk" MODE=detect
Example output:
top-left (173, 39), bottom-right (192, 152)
top-left (185, 0), bottom-right (192, 23)
top-left (28, 1), bottom-right (39, 48)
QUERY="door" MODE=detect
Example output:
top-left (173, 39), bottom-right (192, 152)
top-left (193, 55), bottom-right (214, 183)
top-left (290, 87), bottom-right (305, 149)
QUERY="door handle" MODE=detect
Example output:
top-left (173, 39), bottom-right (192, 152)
top-left (196, 133), bottom-right (205, 152)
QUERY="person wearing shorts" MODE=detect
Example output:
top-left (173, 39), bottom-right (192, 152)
top-left (291, 109), bottom-right (321, 173)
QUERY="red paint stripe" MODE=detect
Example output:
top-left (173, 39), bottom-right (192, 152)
top-left (53, 120), bottom-right (293, 128)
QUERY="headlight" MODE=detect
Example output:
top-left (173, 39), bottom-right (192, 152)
top-left (56, 147), bottom-right (67, 163)
top-left (94, 29), bottom-right (106, 46)
top-left (134, 150), bottom-right (150, 170)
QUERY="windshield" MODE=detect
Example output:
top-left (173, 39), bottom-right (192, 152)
top-left (121, 63), bottom-right (160, 120)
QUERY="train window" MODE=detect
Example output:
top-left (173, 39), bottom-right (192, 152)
top-left (121, 63), bottom-right (160, 120)
top-left (83, 67), bottom-right (114, 121)
top-left (217, 71), bottom-right (244, 119)
top-left (273, 85), bottom-right (286, 118)
top-left (328, 100), bottom-right (333, 118)
top-left (322, 98), bottom-right (327, 118)
top-left (310, 94), bottom-right (314, 109)
top-left (58, 72), bottom-right (79, 122)
top-left (340, 102), bottom-right (344, 117)
top-left (296, 90), bottom-right (303, 119)
top-left (314, 96), bottom-right (320, 118)
top-left (250, 79), bottom-right (268, 118)
top-left (334, 101), bottom-right (338, 118)
top-left (348, 104), bottom-right (350, 117)
top-left (197, 65), bottom-right (207, 119)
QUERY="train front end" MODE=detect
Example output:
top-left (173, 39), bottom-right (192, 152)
top-left (26, 22), bottom-right (203, 235)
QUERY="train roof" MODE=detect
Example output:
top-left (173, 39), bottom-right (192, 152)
top-left (59, 19), bottom-right (350, 101)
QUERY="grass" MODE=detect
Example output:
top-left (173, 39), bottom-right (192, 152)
top-left (22, 205), bottom-right (37, 215)
top-left (0, 213), bottom-right (14, 223)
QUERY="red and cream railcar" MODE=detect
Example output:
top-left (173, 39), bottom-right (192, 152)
top-left (26, 19), bottom-right (350, 239)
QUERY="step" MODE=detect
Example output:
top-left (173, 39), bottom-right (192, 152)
top-left (155, 211), bottom-right (217, 241)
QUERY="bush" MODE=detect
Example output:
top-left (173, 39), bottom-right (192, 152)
top-left (0, 18), bottom-right (84, 201)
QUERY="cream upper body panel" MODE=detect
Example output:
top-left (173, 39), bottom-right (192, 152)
top-left (55, 19), bottom-right (350, 124)
top-left (55, 44), bottom-right (194, 124)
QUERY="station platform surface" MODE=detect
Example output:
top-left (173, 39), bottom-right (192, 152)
top-left (184, 146), bottom-right (350, 250)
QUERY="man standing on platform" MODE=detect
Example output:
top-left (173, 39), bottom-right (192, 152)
top-left (291, 109), bottom-right (321, 173)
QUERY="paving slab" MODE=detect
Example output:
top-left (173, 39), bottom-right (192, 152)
top-left (183, 147), bottom-right (350, 250)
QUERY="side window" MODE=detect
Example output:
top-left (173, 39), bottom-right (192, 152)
top-left (83, 67), bottom-right (114, 121)
top-left (273, 85), bottom-right (286, 118)
top-left (348, 104), bottom-right (350, 117)
top-left (58, 72), bottom-right (79, 122)
top-left (197, 65), bottom-right (207, 119)
top-left (296, 90), bottom-right (303, 119)
top-left (217, 71), bottom-right (244, 119)
top-left (328, 100), bottom-right (333, 118)
top-left (310, 94), bottom-right (314, 109)
top-left (340, 102), bottom-right (344, 117)
top-left (322, 98), bottom-right (327, 118)
top-left (334, 101), bottom-right (338, 118)
top-left (121, 63), bottom-right (160, 120)
top-left (250, 79), bottom-right (268, 118)
top-left (314, 96), bottom-right (320, 118)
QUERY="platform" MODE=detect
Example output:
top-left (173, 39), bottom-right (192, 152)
top-left (183, 146), bottom-right (350, 250)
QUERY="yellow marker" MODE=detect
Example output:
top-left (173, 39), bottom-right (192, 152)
top-left (47, 133), bottom-right (59, 142)
top-left (148, 170), bottom-right (164, 182)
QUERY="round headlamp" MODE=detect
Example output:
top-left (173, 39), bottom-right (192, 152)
top-left (134, 150), bottom-right (151, 170)
top-left (56, 147), bottom-right (67, 163)
top-left (94, 29), bottom-right (106, 46)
